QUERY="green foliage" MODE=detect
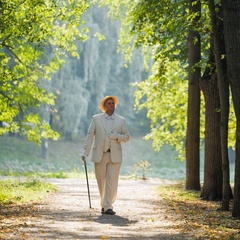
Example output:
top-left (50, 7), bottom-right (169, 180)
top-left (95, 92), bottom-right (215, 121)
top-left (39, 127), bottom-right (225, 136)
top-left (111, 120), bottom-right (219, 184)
top-left (101, 0), bottom-right (189, 64)
top-left (133, 59), bottom-right (189, 159)
top-left (229, 102), bottom-right (236, 149)
top-left (0, 178), bottom-right (57, 204)
top-left (0, 0), bottom-right (90, 143)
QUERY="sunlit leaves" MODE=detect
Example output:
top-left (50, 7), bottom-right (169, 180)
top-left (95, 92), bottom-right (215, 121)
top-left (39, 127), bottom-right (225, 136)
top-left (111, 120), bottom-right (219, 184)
top-left (94, 32), bottom-right (106, 41)
top-left (0, 0), bottom-right (90, 142)
top-left (134, 59), bottom-right (189, 159)
top-left (101, 0), bottom-right (189, 64)
top-left (228, 101), bottom-right (236, 149)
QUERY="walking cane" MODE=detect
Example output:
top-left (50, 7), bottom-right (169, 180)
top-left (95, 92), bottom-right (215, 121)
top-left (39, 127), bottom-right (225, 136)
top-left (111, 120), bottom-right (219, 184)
top-left (84, 160), bottom-right (92, 209)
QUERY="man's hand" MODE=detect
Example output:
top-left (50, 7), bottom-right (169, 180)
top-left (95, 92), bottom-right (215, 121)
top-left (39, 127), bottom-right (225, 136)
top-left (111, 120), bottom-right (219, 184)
top-left (81, 154), bottom-right (86, 162)
top-left (108, 131), bottom-right (119, 140)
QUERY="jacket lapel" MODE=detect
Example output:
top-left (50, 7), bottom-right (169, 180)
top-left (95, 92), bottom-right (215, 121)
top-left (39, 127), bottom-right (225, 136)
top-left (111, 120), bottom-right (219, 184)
top-left (100, 113), bottom-right (107, 131)
top-left (112, 114), bottom-right (119, 131)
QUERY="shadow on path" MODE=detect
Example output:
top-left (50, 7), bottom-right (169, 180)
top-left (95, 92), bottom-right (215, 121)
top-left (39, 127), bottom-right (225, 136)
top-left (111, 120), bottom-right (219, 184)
top-left (93, 214), bottom-right (137, 226)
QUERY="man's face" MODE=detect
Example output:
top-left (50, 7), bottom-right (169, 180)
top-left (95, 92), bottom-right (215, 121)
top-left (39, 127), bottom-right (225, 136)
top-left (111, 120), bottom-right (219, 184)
top-left (104, 98), bottom-right (115, 112)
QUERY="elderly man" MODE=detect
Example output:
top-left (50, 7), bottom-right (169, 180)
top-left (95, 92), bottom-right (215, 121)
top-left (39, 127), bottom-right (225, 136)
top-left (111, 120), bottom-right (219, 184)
top-left (81, 96), bottom-right (131, 215)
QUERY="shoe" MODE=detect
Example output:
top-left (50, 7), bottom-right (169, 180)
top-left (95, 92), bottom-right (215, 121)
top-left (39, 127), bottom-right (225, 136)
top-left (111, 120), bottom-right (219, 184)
top-left (101, 208), bottom-right (104, 214)
top-left (104, 209), bottom-right (116, 215)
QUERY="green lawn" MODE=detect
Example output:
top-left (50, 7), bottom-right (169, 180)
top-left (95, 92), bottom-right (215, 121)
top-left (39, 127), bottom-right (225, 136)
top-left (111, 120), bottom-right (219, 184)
top-left (0, 178), bottom-right (57, 204)
top-left (0, 135), bottom-right (187, 180)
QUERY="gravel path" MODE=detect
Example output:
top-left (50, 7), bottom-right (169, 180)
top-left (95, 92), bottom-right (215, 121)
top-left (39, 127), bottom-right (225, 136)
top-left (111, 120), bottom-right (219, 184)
top-left (4, 178), bottom-right (190, 240)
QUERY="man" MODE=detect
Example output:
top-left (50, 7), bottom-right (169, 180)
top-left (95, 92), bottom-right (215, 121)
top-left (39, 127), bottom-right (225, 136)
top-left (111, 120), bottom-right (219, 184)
top-left (81, 96), bottom-right (131, 215)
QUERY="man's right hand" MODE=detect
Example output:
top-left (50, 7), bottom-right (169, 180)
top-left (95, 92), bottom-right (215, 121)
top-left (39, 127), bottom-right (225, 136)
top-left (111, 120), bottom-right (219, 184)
top-left (81, 154), bottom-right (86, 162)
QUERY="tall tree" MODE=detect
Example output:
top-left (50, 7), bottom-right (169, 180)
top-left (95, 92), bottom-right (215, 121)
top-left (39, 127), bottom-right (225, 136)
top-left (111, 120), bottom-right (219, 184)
top-left (200, 51), bottom-right (223, 200)
top-left (208, 0), bottom-right (232, 208)
top-left (186, 0), bottom-right (201, 190)
top-left (221, 0), bottom-right (240, 217)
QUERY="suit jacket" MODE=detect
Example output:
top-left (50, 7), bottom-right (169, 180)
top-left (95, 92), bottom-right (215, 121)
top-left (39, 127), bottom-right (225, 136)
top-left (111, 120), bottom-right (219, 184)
top-left (82, 113), bottom-right (130, 163)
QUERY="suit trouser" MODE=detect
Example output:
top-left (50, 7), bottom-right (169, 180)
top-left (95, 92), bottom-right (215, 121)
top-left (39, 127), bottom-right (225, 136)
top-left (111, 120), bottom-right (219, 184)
top-left (94, 152), bottom-right (121, 211)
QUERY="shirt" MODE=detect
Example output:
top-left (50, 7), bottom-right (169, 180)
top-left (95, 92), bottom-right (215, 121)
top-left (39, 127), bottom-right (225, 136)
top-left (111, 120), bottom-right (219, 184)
top-left (103, 113), bottom-right (115, 152)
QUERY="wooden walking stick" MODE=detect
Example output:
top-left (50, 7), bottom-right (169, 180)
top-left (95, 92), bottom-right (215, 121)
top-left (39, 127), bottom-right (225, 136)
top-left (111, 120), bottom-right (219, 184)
top-left (84, 160), bottom-right (92, 209)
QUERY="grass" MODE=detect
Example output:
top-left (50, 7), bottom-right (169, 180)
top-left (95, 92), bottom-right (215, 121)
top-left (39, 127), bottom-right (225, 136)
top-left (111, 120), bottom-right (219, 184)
top-left (0, 135), bottom-right (186, 180)
top-left (0, 177), bottom-right (57, 238)
top-left (0, 178), bottom-right (57, 204)
top-left (0, 135), bottom-right (88, 178)
top-left (0, 135), bottom-right (236, 182)
top-left (158, 183), bottom-right (240, 239)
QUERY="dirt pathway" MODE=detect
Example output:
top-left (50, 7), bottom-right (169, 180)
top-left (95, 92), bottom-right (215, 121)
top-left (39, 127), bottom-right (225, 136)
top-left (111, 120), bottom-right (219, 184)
top-left (3, 178), bottom-right (190, 240)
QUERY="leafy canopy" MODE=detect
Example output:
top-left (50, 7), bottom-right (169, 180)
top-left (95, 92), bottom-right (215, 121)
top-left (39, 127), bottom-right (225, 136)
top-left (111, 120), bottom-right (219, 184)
top-left (0, 0), bottom-right (90, 143)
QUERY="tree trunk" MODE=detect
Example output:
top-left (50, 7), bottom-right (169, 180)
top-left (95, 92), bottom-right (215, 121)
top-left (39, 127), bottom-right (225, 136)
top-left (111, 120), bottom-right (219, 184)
top-left (200, 72), bottom-right (222, 200)
top-left (65, 131), bottom-right (73, 141)
top-left (41, 138), bottom-right (49, 160)
top-left (208, 0), bottom-right (232, 209)
top-left (186, 0), bottom-right (201, 190)
top-left (221, 0), bottom-right (240, 217)
top-left (40, 105), bottom-right (50, 160)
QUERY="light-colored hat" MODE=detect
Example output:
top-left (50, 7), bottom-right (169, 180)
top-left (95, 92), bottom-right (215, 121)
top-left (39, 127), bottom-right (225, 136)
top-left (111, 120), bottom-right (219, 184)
top-left (100, 95), bottom-right (118, 112)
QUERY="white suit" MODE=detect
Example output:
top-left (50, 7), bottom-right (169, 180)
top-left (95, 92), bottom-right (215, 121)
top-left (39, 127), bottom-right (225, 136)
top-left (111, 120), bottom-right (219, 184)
top-left (82, 112), bottom-right (130, 211)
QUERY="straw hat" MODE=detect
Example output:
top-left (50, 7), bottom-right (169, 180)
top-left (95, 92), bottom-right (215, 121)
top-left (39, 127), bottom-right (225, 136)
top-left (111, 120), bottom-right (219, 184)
top-left (99, 96), bottom-right (118, 112)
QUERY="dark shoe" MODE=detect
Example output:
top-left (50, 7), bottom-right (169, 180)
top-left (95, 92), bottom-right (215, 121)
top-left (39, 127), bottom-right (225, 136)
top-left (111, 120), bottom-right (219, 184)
top-left (101, 208), bottom-right (104, 214)
top-left (104, 209), bottom-right (116, 215)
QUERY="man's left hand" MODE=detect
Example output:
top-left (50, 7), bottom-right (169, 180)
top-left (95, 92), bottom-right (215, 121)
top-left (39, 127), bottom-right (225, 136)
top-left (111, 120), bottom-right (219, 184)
top-left (108, 131), bottom-right (119, 140)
